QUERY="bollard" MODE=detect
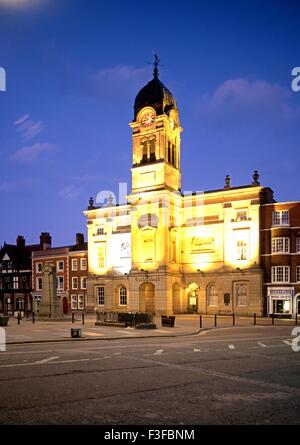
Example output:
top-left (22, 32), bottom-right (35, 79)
top-left (18, 312), bottom-right (20, 325)
top-left (26, 310), bottom-right (29, 319)
top-left (199, 315), bottom-right (202, 329)
top-left (215, 314), bottom-right (217, 327)
top-left (232, 313), bottom-right (235, 326)
top-left (72, 313), bottom-right (75, 324)
top-left (32, 312), bottom-right (35, 324)
top-left (254, 313), bottom-right (256, 326)
top-left (82, 313), bottom-right (85, 325)
top-left (272, 313), bottom-right (275, 325)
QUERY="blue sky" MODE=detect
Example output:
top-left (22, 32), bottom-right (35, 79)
top-left (0, 0), bottom-right (299, 246)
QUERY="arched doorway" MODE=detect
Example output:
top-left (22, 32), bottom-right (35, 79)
top-left (172, 283), bottom-right (181, 313)
top-left (139, 282), bottom-right (155, 314)
top-left (186, 282), bottom-right (199, 314)
top-left (63, 297), bottom-right (69, 314)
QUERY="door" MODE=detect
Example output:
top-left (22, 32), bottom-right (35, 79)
top-left (63, 297), bottom-right (69, 314)
top-left (297, 299), bottom-right (300, 315)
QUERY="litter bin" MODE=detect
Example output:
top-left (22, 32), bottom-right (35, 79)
top-left (161, 315), bottom-right (176, 327)
top-left (71, 328), bottom-right (82, 338)
top-left (0, 316), bottom-right (9, 327)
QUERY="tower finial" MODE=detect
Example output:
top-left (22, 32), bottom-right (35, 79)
top-left (153, 52), bottom-right (159, 78)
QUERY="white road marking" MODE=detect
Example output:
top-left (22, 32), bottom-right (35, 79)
top-left (283, 340), bottom-right (292, 346)
top-left (34, 356), bottom-right (59, 365)
top-left (194, 348), bottom-right (201, 352)
top-left (258, 341), bottom-right (267, 348)
top-left (84, 332), bottom-right (104, 337)
top-left (153, 349), bottom-right (164, 355)
top-left (228, 344), bottom-right (236, 350)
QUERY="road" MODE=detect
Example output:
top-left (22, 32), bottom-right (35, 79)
top-left (0, 326), bottom-right (299, 425)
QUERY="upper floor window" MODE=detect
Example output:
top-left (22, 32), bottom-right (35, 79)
top-left (272, 237), bottom-right (290, 254)
top-left (97, 286), bottom-right (105, 306)
top-left (296, 237), bottom-right (300, 254)
top-left (119, 286), bottom-right (127, 306)
top-left (235, 283), bottom-right (248, 306)
top-left (237, 240), bottom-right (248, 261)
top-left (57, 277), bottom-right (64, 290)
top-left (71, 259), bottom-right (78, 271)
top-left (57, 261), bottom-right (64, 272)
top-left (36, 262), bottom-right (42, 273)
top-left (207, 284), bottom-right (218, 306)
top-left (13, 276), bottom-right (19, 290)
top-left (235, 210), bottom-right (248, 222)
top-left (296, 266), bottom-right (300, 283)
top-left (96, 227), bottom-right (104, 236)
top-left (81, 276), bottom-right (87, 290)
top-left (37, 277), bottom-right (43, 290)
top-left (98, 244), bottom-right (106, 269)
top-left (72, 277), bottom-right (78, 290)
top-left (272, 210), bottom-right (289, 226)
top-left (80, 258), bottom-right (87, 270)
top-left (272, 266), bottom-right (290, 283)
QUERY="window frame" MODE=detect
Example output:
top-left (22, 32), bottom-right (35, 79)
top-left (271, 237), bottom-right (290, 254)
top-left (235, 283), bottom-right (248, 307)
top-left (271, 266), bottom-right (290, 283)
top-left (207, 284), bottom-right (218, 307)
top-left (80, 258), bottom-right (87, 271)
top-left (97, 286), bottom-right (105, 306)
top-left (119, 286), bottom-right (128, 306)
top-left (272, 210), bottom-right (289, 226)
top-left (81, 276), bottom-right (87, 290)
top-left (72, 277), bottom-right (78, 290)
top-left (71, 259), bottom-right (78, 271)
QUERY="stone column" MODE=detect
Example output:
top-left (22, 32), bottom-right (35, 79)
top-left (39, 263), bottom-right (62, 318)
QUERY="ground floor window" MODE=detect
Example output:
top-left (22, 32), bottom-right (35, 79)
top-left (235, 283), bottom-right (248, 306)
top-left (119, 286), bottom-right (127, 306)
top-left (97, 286), bottom-right (105, 306)
top-left (16, 297), bottom-right (25, 311)
top-left (272, 299), bottom-right (290, 314)
top-left (71, 294), bottom-right (85, 310)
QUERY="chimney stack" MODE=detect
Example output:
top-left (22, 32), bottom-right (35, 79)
top-left (76, 233), bottom-right (84, 246)
top-left (40, 232), bottom-right (52, 250)
top-left (16, 235), bottom-right (25, 248)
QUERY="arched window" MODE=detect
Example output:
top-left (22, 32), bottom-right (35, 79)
top-left (119, 286), bottom-right (127, 306)
top-left (235, 283), bottom-right (247, 306)
top-left (142, 140), bottom-right (148, 162)
top-left (150, 138), bottom-right (156, 161)
top-left (207, 284), bottom-right (218, 306)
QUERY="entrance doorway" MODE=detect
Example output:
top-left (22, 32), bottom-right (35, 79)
top-left (139, 282), bottom-right (155, 314)
top-left (63, 297), bottom-right (69, 314)
top-left (187, 283), bottom-right (199, 314)
top-left (296, 295), bottom-right (300, 315)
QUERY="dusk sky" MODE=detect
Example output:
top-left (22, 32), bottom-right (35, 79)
top-left (0, 0), bottom-right (300, 246)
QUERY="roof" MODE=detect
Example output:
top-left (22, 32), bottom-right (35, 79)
top-left (0, 243), bottom-right (42, 271)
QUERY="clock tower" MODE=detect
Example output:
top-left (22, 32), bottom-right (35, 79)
top-left (129, 55), bottom-right (182, 194)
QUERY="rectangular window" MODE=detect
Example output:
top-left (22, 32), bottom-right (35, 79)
top-left (98, 244), bottom-right (106, 269)
top-left (36, 262), bottom-right (42, 273)
top-left (57, 261), bottom-right (64, 272)
top-left (272, 237), bottom-right (290, 254)
top-left (57, 277), bottom-right (64, 290)
top-left (71, 295), bottom-right (77, 310)
top-left (72, 259), bottom-right (78, 271)
top-left (97, 286), bottom-right (105, 306)
top-left (13, 276), bottom-right (19, 290)
top-left (72, 277), bottom-right (78, 290)
top-left (296, 238), bottom-right (300, 254)
top-left (271, 266), bottom-right (290, 283)
top-left (296, 266), bottom-right (300, 283)
top-left (235, 210), bottom-right (247, 221)
top-left (272, 210), bottom-right (289, 226)
top-left (237, 240), bottom-right (248, 261)
top-left (97, 227), bottom-right (104, 235)
top-left (37, 277), bottom-right (43, 290)
top-left (81, 276), bottom-right (87, 290)
top-left (80, 258), bottom-right (87, 270)
top-left (78, 295), bottom-right (84, 310)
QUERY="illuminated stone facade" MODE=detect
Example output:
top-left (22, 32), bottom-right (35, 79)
top-left (84, 66), bottom-right (274, 316)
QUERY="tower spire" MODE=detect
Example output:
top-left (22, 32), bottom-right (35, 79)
top-left (153, 53), bottom-right (159, 79)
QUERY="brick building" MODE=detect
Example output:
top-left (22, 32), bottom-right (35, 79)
top-left (32, 233), bottom-right (89, 314)
top-left (261, 201), bottom-right (300, 317)
top-left (0, 233), bottom-right (51, 315)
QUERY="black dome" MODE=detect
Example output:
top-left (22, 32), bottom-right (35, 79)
top-left (134, 76), bottom-right (178, 120)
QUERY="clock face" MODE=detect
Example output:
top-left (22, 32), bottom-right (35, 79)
top-left (141, 112), bottom-right (154, 127)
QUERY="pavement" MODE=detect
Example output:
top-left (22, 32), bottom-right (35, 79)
top-left (2, 313), bottom-right (298, 344)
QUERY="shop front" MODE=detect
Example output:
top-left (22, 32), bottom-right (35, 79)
top-left (267, 287), bottom-right (294, 318)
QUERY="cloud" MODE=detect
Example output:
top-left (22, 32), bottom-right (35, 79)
top-left (14, 114), bottom-right (44, 139)
top-left (59, 184), bottom-right (81, 201)
top-left (198, 78), bottom-right (300, 122)
top-left (11, 142), bottom-right (55, 163)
